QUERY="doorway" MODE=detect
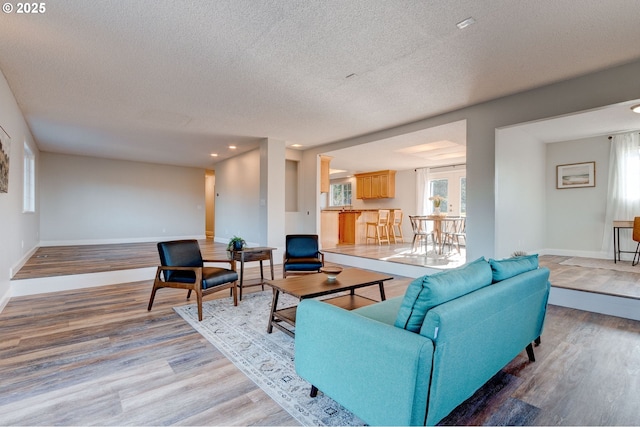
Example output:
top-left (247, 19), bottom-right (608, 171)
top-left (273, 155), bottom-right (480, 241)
top-left (205, 170), bottom-right (215, 239)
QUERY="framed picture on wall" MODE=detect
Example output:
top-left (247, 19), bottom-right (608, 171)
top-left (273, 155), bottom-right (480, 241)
top-left (0, 125), bottom-right (10, 194)
top-left (556, 161), bottom-right (595, 189)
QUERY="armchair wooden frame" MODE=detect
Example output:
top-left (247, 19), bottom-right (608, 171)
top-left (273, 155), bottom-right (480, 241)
top-left (148, 259), bottom-right (238, 321)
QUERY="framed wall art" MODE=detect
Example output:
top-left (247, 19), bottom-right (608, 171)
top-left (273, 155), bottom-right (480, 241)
top-left (556, 161), bottom-right (595, 189)
top-left (0, 125), bottom-right (10, 193)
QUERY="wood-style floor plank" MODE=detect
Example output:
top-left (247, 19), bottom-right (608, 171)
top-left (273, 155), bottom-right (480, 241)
top-left (14, 242), bottom-right (640, 301)
top-left (4, 243), bottom-right (640, 425)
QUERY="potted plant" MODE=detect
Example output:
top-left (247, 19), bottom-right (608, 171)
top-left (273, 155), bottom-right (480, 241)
top-left (429, 195), bottom-right (444, 214)
top-left (227, 236), bottom-right (246, 252)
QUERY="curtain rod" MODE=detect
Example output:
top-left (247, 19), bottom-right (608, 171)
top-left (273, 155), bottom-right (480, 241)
top-left (415, 163), bottom-right (466, 172)
top-left (608, 131), bottom-right (640, 139)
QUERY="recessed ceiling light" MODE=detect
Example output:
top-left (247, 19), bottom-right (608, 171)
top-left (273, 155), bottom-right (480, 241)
top-left (210, 153), bottom-right (218, 157)
top-left (456, 17), bottom-right (476, 29)
top-left (229, 145), bottom-right (236, 149)
top-left (291, 144), bottom-right (303, 148)
top-left (631, 104), bottom-right (640, 113)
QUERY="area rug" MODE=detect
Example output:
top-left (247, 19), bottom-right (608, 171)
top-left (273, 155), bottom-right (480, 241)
top-left (174, 291), bottom-right (365, 426)
top-left (560, 256), bottom-right (640, 274)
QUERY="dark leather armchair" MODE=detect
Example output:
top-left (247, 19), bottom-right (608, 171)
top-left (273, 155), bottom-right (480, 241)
top-left (282, 234), bottom-right (324, 278)
top-left (148, 240), bottom-right (238, 321)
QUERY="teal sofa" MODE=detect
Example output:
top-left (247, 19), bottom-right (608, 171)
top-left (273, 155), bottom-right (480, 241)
top-left (295, 256), bottom-right (550, 426)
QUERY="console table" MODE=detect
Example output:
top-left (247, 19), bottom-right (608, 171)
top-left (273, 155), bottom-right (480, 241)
top-left (613, 220), bottom-right (634, 263)
top-left (229, 247), bottom-right (275, 300)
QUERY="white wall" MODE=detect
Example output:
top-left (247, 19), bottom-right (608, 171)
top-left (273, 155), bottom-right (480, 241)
top-left (214, 148), bottom-right (261, 246)
top-left (546, 136), bottom-right (611, 256)
top-left (284, 148), bottom-right (305, 235)
top-left (0, 70), bottom-right (40, 307)
top-left (495, 127), bottom-right (547, 258)
top-left (39, 152), bottom-right (206, 245)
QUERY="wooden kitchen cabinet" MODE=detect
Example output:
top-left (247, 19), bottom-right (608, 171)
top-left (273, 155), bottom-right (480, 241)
top-left (338, 211), bottom-right (361, 244)
top-left (355, 170), bottom-right (396, 199)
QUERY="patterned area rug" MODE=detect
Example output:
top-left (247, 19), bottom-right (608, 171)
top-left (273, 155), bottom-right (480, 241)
top-left (174, 291), bottom-right (364, 426)
top-left (560, 257), bottom-right (640, 273)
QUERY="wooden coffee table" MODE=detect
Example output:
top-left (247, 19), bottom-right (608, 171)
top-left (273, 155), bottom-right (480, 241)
top-left (265, 267), bottom-right (392, 337)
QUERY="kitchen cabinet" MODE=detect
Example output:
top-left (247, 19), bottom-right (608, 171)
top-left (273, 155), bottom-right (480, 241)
top-left (338, 211), bottom-right (361, 244)
top-left (321, 211), bottom-right (339, 248)
top-left (355, 170), bottom-right (396, 199)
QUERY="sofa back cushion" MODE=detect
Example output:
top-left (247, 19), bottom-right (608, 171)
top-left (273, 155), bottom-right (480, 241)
top-left (394, 257), bottom-right (493, 332)
top-left (489, 254), bottom-right (538, 282)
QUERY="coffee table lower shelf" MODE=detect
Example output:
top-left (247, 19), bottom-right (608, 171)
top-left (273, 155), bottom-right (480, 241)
top-left (271, 294), bottom-right (378, 337)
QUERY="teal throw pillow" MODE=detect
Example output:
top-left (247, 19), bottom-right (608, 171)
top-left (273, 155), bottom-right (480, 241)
top-left (394, 257), bottom-right (493, 332)
top-left (488, 254), bottom-right (539, 282)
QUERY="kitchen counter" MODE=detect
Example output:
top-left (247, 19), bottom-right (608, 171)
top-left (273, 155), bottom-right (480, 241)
top-left (321, 209), bottom-right (401, 246)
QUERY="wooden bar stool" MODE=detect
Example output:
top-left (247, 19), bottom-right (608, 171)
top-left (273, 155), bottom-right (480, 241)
top-left (389, 209), bottom-right (404, 243)
top-left (366, 210), bottom-right (391, 245)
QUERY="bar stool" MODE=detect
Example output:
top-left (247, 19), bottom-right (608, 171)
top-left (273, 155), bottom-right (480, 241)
top-left (389, 209), bottom-right (404, 243)
top-left (366, 210), bottom-right (391, 245)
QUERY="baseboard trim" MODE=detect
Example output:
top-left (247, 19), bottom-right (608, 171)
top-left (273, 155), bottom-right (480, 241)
top-left (39, 235), bottom-right (207, 247)
top-left (323, 251), bottom-right (438, 278)
top-left (549, 286), bottom-right (640, 321)
top-left (10, 245), bottom-right (39, 278)
top-left (0, 289), bottom-right (10, 314)
top-left (10, 267), bottom-right (157, 297)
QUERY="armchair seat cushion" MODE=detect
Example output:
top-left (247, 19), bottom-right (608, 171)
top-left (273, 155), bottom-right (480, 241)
top-left (283, 258), bottom-right (323, 271)
top-left (202, 267), bottom-right (239, 289)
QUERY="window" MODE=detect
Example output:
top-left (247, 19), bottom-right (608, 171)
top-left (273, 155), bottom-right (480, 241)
top-left (330, 183), bottom-right (352, 207)
top-left (23, 142), bottom-right (35, 212)
top-left (429, 179), bottom-right (448, 213)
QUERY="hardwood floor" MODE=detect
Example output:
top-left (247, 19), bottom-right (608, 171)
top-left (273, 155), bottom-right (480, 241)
top-left (15, 242), bottom-right (640, 301)
top-left (4, 242), bottom-right (640, 425)
top-left (12, 241), bottom-right (224, 279)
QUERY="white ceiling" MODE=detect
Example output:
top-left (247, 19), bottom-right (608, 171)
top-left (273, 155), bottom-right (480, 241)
top-left (1, 1), bottom-right (640, 169)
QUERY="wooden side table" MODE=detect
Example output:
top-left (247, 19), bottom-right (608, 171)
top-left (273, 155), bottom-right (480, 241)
top-left (229, 247), bottom-right (275, 300)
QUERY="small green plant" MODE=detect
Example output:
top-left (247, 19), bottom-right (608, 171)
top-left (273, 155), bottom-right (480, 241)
top-left (429, 195), bottom-right (444, 208)
top-left (227, 236), bottom-right (246, 251)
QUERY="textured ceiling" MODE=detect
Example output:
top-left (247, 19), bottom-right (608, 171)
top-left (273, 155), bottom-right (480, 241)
top-left (1, 0), bottom-right (640, 169)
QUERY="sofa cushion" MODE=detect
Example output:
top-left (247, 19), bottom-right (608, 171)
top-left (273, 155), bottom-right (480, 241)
top-left (354, 296), bottom-right (403, 326)
top-left (489, 254), bottom-right (538, 282)
top-left (394, 257), bottom-right (493, 332)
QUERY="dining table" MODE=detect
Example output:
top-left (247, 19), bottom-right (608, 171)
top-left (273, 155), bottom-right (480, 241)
top-left (412, 215), bottom-right (461, 255)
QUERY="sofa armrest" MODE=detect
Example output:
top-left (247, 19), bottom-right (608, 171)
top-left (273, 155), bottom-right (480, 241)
top-left (295, 299), bottom-right (434, 426)
top-left (419, 267), bottom-right (551, 425)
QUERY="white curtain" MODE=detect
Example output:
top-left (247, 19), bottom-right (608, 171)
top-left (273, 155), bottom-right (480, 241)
top-left (601, 132), bottom-right (640, 256)
top-left (415, 168), bottom-right (429, 215)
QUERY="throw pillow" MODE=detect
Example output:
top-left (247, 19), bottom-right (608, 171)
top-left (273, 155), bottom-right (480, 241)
top-left (488, 254), bottom-right (539, 282)
top-left (394, 257), bottom-right (493, 332)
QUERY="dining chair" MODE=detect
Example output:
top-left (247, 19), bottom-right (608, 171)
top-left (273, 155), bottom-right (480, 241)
top-left (389, 209), bottom-right (404, 243)
top-left (148, 240), bottom-right (238, 321)
top-left (442, 217), bottom-right (466, 254)
top-left (366, 210), bottom-right (391, 245)
top-left (409, 215), bottom-right (433, 253)
top-left (632, 217), bottom-right (640, 266)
